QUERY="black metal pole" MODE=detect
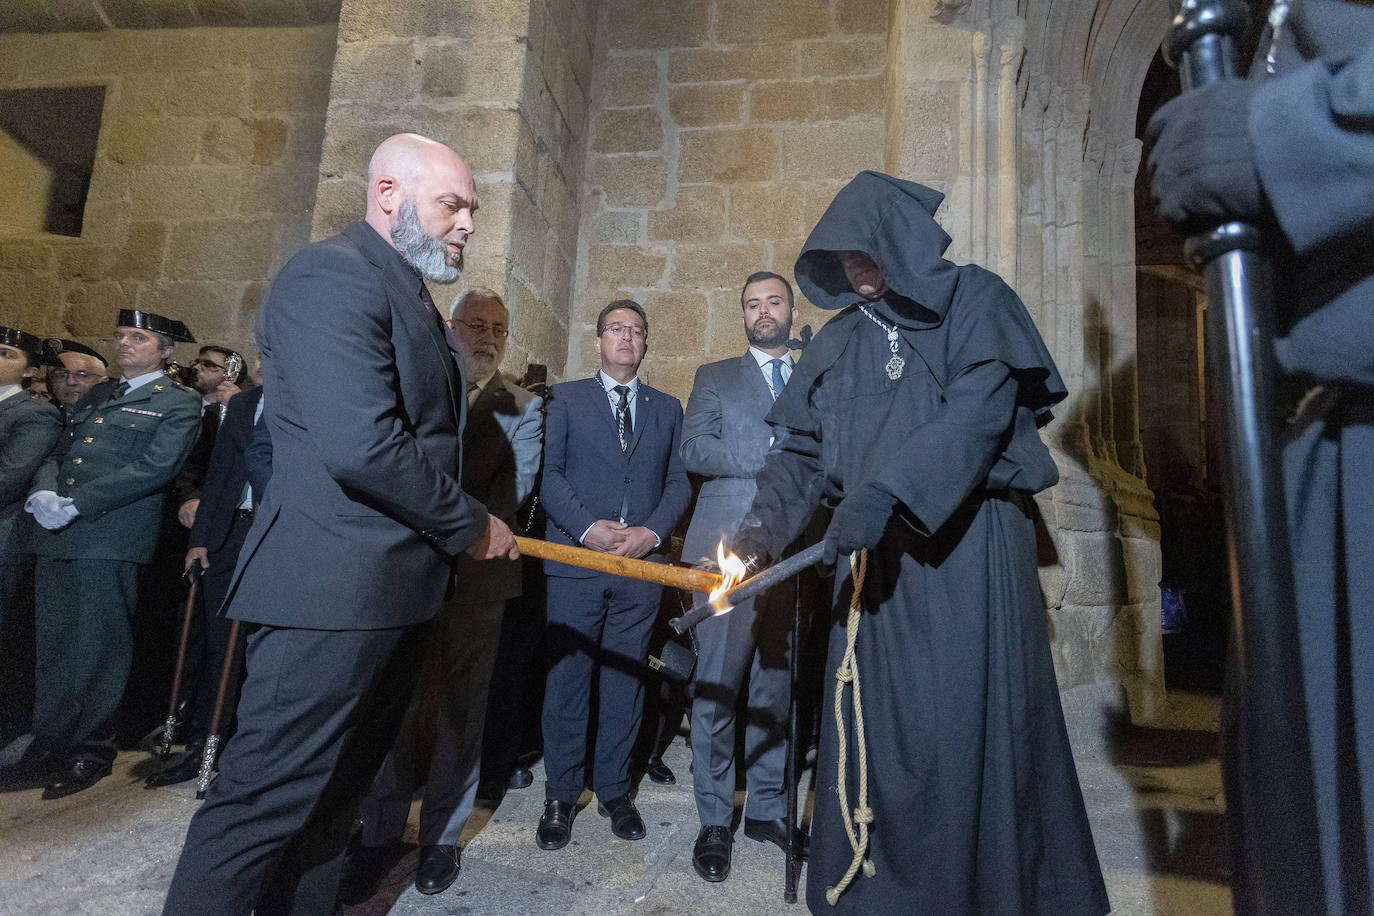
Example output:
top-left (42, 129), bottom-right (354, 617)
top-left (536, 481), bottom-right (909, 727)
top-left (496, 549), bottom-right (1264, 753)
top-left (1163, 3), bottom-right (1323, 910)
top-left (783, 571), bottom-right (802, 904)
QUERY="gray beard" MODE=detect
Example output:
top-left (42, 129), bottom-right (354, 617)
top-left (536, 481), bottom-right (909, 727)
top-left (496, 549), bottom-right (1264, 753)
top-left (459, 346), bottom-right (499, 383)
top-left (391, 199), bottom-right (460, 284)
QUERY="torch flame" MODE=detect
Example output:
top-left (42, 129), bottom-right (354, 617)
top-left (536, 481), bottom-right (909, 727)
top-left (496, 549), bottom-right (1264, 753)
top-left (708, 538), bottom-right (748, 615)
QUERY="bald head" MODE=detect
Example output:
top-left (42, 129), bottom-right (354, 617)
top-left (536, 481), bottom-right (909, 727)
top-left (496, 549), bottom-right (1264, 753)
top-left (365, 133), bottom-right (478, 284)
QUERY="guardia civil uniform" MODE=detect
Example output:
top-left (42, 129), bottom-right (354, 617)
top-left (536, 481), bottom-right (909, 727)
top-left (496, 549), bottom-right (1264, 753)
top-left (28, 359), bottom-right (200, 778)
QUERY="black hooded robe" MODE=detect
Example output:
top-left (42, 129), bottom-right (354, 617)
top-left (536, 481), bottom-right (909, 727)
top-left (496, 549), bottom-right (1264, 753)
top-left (739, 172), bottom-right (1109, 914)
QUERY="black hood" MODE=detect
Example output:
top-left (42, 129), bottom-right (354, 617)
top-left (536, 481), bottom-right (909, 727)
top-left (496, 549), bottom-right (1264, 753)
top-left (794, 171), bottom-right (960, 328)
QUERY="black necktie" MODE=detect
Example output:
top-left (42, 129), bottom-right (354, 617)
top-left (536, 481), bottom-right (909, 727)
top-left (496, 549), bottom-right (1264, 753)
top-left (106, 381), bottom-right (129, 404)
top-left (614, 385), bottom-right (632, 450)
top-left (203, 403), bottom-right (219, 428)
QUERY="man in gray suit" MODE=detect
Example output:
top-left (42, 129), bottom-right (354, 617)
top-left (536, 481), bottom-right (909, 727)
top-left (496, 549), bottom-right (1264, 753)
top-left (681, 271), bottom-right (806, 882)
top-left (163, 134), bottom-right (517, 916)
top-left (349, 287), bottom-right (543, 899)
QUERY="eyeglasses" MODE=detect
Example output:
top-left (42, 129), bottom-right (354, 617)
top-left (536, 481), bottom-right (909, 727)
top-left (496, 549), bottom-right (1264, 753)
top-left (453, 319), bottom-right (510, 339)
top-left (603, 323), bottom-right (647, 340)
top-left (191, 359), bottom-right (226, 371)
top-left (48, 369), bottom-right (106, 382)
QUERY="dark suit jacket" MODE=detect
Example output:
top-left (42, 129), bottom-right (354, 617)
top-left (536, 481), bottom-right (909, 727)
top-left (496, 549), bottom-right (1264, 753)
top-left (680, 352), bottom-right (778, 565)
top-left (0, 392), bottom-right (62, 564)
top-left (189, 387), bottom-right (264, 557)
top-left (171, 402), bottom-right (222, 509)
top-left (540, 376), bottom-right (690, 578)
top-left (29, 376), bottom-right (200, 564)
top-left (224, 221), bottom-right (487, 629)
top-left (452, 373), bottom-right (543, 605)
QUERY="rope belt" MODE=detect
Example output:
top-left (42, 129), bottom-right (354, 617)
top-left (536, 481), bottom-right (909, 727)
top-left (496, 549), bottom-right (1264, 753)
top-left (826, 548), bottom-right (876, 906)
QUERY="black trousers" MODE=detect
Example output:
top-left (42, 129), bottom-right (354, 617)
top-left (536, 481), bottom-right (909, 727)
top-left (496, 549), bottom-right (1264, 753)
top-left (163, 620), bottom-right (429, 916)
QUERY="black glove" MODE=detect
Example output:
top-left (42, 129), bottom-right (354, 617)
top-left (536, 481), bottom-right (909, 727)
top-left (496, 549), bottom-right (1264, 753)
top-left (1146, 79), bottom-right (1264, 234)
top-left (822, 484), bottom-right (897, 565)
top-left (727, 525), bottom-right (773, 572)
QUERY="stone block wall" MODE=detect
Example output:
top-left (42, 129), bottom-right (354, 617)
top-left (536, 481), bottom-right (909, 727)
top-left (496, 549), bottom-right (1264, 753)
top-left (0, 25), bottom-right (336, 365)
top-left (313, 0), bottom-right (597, 380)
top-left (569, 0), bottom-right (892, 398)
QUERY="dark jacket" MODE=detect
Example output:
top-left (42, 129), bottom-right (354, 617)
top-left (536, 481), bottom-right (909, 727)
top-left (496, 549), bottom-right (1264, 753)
top-left (29, 376), bottom-right (200, 564)
top-left (223, 221), bottom-right (487, 629)
top-left (0, 392), bottom-right (62, 564)
top-left (540, 376), bottom-right (690, 577)
top-left (188, 387), bottom-right (264, 557)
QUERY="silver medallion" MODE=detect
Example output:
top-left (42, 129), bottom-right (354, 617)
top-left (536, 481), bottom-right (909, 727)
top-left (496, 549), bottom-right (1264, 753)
top-left (885, 355), bottom-right (905, 380)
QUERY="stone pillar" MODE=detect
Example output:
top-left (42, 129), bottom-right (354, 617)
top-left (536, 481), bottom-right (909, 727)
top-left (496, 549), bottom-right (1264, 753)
top-left (312, 0), bottom-right (596, 377)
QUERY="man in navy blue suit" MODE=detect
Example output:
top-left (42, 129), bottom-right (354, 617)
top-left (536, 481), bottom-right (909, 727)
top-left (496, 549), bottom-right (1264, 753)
top-left (535, 300), bottom-right (691, 850)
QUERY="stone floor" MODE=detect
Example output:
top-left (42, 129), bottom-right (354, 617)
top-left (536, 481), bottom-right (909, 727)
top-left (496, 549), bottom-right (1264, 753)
top-left (0, 684), bottom-right (1229, 915)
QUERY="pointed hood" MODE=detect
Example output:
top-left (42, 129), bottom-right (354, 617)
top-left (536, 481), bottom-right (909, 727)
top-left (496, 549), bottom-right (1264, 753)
top-left (794, 171), bottom-right (960, 328)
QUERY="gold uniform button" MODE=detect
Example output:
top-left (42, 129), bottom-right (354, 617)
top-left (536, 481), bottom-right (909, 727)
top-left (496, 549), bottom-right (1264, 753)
top-left (94, 417), bottom-right (104, 424)
top-left (84, 437), bottom-right (94, 443)
top-left (66, 477), bottom-right (75, 485)
top-left (73, 458), bottom-right (82, 464)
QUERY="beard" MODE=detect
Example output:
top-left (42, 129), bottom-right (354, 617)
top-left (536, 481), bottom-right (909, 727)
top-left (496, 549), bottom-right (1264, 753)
top-left (458, 343), bottom-right (500, 383)
top-left (391, 199), bottom-right (462, 284)
top-left (745, 313), bottom-right (793, 350)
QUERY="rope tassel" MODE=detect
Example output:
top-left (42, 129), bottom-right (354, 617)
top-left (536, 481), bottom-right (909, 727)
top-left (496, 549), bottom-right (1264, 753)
top-left (826, 549), bottom-right (876, 906)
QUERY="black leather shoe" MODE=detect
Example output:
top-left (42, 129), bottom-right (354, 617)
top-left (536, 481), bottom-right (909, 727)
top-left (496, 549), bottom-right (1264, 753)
top-left (0, 745), bottom-right (61, 791)
top-left (597, 794), bottom-right (646, 841)
top-left (41, 758), bottom-right (112, 800)
top-left (144, 741), bottom-right (206, 788)
top-left (415, 844), bottom-right (461, 895)
top-left (536, 799), bottom-right (575, 850)
top-left (508, 766), bottom-right (534, 790)
top-left (645, 756), bottom-right (676, 785)
top-left (744, 816), bottom-right (809, 860)
top-left (692, 825), bottom-right (732, 882)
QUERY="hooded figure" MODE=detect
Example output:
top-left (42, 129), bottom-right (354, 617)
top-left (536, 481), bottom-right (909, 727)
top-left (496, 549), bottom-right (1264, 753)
top-left (731, 171), bottom-right (1108, 915)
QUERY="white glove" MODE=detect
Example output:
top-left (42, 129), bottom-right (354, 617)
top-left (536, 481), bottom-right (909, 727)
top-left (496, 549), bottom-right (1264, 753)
top-left (25, 491), bottom-right (79, 530)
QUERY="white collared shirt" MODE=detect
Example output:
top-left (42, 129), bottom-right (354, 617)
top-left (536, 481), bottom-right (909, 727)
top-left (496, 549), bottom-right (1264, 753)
top-left (748, 347), bottom-right (793, 397)
top-left (468, 372), bottom-right (496, 406)
top-left (598, 371), bottom-right (640, 428)
top-left (0, 384), bottom-right (23, 404)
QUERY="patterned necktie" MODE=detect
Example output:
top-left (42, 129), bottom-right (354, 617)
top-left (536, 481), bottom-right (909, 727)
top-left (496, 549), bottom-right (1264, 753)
top-left (769, 358), bottom-right (786, 400)
top-left (614, 385), bottom-right (632, 450)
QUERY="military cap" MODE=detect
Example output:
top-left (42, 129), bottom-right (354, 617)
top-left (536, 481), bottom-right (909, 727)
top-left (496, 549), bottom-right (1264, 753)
top-left (43, 337), bottom-right (109, 367)
top-left (0, 326), bottom-right (57, 366)
top-left (116, 309), bottom-right (197, 343)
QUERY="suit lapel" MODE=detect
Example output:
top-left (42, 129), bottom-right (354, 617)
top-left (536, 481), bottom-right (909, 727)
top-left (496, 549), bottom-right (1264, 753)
top-left (626, 383), bottom-right (651, 456)
top-left (738, 352), bottom-right (775, 407)
top-left (345, 222), bottom-right (464, 429)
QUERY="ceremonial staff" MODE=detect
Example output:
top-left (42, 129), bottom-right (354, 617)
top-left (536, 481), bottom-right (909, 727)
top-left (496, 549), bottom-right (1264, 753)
top-left (1163, 0), bottom-right (1322, 907)
top-left (158, 560), bottom-right (203, 760)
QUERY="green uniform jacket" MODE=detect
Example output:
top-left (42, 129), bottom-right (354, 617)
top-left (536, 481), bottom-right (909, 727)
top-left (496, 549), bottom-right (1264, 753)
top-left (29, 375), bottom-right (200, 564)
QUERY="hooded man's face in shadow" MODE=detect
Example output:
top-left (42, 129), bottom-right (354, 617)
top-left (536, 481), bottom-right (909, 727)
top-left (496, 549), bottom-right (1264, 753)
top-left (841, 250), bottom-right (888, 300)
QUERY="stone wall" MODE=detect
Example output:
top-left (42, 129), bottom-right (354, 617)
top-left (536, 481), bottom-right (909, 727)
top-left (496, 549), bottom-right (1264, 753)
top-left (312, 0), bottom-right (597, 380)
top-left (0, 25), bottom-right (336, 365)
top-left (569, 0), bottom-right (892, 395)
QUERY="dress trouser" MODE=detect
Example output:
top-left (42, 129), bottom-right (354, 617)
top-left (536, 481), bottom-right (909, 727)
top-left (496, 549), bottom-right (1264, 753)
top-left (542, 573), bottom-right (662, 804)
top-left (163, 621), bottom-right (429, 916)
top-left (360, 599), bottom-right (505, 848)
top-left (689, 584), bottom-right (793, 826)
top-left (32, 558), bottom-right (138, 762)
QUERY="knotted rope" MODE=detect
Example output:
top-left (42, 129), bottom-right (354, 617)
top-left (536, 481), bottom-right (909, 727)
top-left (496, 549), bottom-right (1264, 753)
top-left (825, 548), bottom-right (876, 906)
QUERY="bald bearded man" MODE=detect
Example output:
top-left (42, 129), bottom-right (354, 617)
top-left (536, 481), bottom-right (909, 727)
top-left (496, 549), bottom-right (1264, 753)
top-left (163, 133), bottom-right (517, 916)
